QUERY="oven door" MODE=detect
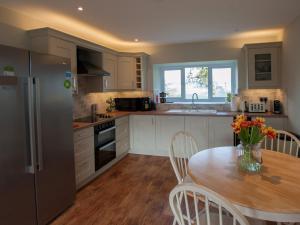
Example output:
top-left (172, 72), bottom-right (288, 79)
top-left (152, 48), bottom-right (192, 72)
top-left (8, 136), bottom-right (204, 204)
top-left (97, 126), bottom-right (116, 147)
top-left (95, 140), bottom-right (116, 170)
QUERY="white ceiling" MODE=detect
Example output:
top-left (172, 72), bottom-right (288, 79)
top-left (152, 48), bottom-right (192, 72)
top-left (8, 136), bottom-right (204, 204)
top-left (1, 0), bottom-right (300, 49)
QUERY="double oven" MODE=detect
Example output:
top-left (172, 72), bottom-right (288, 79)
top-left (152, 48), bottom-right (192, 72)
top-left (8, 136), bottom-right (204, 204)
top-left (94, 120), bottom-right (116, 171)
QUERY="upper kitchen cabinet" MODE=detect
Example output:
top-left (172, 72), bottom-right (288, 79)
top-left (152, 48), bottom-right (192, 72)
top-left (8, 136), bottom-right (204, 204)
top-left (102, 52), bottom-right (118, 91)
top-left (135, 54), bottom-right (148, 90)
top-left (117, 54), bottom-right (148, 91)
top-left (244, 42), bottom-right (282, 89)
top-left (28, 28), bottom-right (78, 92)
top-left (28, 29), bottom-right (76, 70)
top-left (117, 56), bottom-right (136, 90)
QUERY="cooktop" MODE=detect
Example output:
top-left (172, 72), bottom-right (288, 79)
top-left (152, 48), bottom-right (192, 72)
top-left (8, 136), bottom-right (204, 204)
top-left (74, 114), bottom-right (113, 123)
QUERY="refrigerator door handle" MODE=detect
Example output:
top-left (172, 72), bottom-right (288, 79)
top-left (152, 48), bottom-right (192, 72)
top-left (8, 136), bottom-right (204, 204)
top-left (34, 77), bottom-right (44, 171)
top-left (27, 77), bottom-right (36, 174)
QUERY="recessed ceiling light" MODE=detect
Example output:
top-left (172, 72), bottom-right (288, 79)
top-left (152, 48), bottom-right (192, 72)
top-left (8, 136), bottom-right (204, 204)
top-left (133, 38), bottom-right (139, 42)
top-left (78, 6), bottom-right (83, 11)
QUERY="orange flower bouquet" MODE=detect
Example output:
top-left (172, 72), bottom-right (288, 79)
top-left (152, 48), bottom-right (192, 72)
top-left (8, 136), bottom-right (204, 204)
top-left (232, 115), bottom-right (276, 172)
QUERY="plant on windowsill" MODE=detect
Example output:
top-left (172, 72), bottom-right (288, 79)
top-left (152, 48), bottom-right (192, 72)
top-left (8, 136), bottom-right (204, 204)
top-left (3, 65), bottom-right (15, 76)
top-left (232, 115), bottom-right (276, 173)
top-left (226, 92), bottom-right (232, 103)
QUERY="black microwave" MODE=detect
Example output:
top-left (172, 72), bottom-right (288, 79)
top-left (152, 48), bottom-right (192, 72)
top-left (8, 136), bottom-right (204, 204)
top-left (115, 97), bottom-right (153, 111)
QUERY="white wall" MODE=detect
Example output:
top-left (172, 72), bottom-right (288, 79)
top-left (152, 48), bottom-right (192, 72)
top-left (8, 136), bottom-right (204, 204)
top-left (282, 15), bottom-right (300, 134)
top-left (0, 7), bottom-right (46, 49)
top-left (0, 6), bottom-right (281, 93)
top-left (128, 36), bottom-right (281, 91)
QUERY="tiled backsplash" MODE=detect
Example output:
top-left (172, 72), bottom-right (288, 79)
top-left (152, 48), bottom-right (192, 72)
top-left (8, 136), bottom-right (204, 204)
top-left (156, 89), bottom-right (286, 112)
top-left (73, 86), bottom-right (286, 119)
top-left (73, 77), bottom-right (152, 119)
top-left (73, 90), bottom-right (152, 119)
top-left (239, 89), bottom-right (286, 113)
top-left (239, 89), bottom-right (284, 103)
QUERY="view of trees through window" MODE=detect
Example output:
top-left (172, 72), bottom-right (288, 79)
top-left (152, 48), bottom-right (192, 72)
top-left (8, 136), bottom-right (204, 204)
top-left (185, 67), bottom-right (208, 99)
top-left (161, 62), bottom-right (235, 102)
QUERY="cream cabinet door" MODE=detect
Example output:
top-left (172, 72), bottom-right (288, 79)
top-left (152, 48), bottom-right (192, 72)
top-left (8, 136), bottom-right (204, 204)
top-left (130, 115), bottom-right (156, 155)
top-left (103, 52), bottom-right (117, 90)
top-left (116, 116), bottom-right (130, 157)
top-left (208, 117), bottom-right (233, 148)
top-left (48, 37), bottom-right (75, 58)
top-left (247, 47), bottom-right (280, 88)
top-left (73, 127), bottom-right (95, 187)
top-left (155, 116), bottom-right (185, 156)
top-left (117, 56), bottom-right (135, 90)
top-left (185, 116), bottom-right (209, 151)
top-left (264, 117), bottom-right (287, 130)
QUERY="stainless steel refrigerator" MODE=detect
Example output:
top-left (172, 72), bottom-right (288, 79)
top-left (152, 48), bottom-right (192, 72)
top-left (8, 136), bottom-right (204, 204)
top-left (0, 45), bottom-right (76, 225)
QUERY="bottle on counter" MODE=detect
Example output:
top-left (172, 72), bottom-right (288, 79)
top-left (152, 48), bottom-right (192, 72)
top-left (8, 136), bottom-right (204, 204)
top-left (230, 95), bottom-right (240, 112)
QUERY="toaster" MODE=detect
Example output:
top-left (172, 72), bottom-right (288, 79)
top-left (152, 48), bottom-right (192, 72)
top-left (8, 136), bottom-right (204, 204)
top-left (248, 102), bottom-right (266, 113)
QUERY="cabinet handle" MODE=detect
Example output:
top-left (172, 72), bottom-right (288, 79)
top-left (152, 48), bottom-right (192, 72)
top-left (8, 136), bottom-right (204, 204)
top-left (105, 79), bottom-right (108, 88)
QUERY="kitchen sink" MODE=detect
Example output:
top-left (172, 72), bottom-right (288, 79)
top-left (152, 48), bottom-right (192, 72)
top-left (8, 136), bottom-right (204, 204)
top-left (167, 109), bottom-right (217, 114)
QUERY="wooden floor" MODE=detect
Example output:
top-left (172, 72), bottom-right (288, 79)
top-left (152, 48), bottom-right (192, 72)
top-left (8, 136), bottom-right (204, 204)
top-left (51, 154), bottom-right (177, 225)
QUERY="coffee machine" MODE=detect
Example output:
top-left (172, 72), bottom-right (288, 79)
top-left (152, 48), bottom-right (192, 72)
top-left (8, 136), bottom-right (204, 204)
top-left (273, 100), bottom-right (282, 114)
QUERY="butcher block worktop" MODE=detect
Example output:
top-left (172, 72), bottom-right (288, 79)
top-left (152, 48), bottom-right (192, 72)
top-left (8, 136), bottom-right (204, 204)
top-left (73, 110), bottom-right (287, 131)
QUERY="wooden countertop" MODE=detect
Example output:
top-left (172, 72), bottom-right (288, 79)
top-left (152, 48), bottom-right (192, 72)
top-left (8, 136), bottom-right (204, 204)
top-left (73, 110), bottom-right (287, 131)
top-left (188, 147), bottom-right (300, 222)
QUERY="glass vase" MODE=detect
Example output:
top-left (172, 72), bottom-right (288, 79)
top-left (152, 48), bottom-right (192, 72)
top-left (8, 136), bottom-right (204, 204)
top-left (238, 142), bottom-right (263, 173)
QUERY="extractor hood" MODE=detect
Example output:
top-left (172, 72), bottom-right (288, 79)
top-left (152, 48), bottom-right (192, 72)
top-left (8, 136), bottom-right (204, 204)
top-left (77, 60), bottom-right (110, 76)
top-left (77, 47), bottom-right (110, 77)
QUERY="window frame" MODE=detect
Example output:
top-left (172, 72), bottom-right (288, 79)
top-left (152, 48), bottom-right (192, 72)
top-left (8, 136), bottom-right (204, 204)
top-left (159, 61), bottom-right (237, 102)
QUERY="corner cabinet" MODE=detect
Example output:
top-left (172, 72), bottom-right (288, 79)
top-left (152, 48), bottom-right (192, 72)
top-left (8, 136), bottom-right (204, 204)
top-left (244, 42), bottom-right (282, 89)
top-left (117, 56), bottom-right (136, 90)
top-left (116, 116), bottom-right (130, 157)
top-left (117, 54), bottom-right (148, 91)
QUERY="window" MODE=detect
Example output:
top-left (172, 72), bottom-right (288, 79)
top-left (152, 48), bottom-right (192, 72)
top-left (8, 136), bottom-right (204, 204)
top-left (159, 61), bottom-right (237, 102)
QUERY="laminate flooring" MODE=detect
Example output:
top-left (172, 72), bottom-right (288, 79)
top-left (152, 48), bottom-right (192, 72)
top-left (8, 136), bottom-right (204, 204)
top-left (51, 154), bottom-right (176, 225)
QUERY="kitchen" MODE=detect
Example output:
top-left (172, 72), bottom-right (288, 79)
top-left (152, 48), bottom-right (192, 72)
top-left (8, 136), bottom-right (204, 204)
top-left (0, 1), bottom-right (300, 225)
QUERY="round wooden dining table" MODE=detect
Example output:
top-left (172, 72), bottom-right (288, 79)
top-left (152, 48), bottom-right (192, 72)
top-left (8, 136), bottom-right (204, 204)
top-left (188, 146), bottom-right (300, 223)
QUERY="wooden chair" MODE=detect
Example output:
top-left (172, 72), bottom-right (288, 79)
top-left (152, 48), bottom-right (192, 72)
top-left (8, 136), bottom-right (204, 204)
top-left (169, 183), bottom-right (250, 225)
top-left (263, 130), bottom-right (300, 157)
top-left (169, 131), bottom-right (200, 184)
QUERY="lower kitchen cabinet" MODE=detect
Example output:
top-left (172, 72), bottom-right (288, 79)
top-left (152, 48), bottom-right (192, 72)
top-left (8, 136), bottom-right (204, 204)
top-left (116, 116), bottom-right (130, 157)
top-left (185, 116), bottom-right (209, 151)
top-left (129, 115), bottom-right (286, 156)
top-left (73, 127), bottom-right (95, 187)
top-left (130, 115), bottom-right (156, 155)
top-left (155, 116), bottom-right (185, 156)
top-left (264, 117), bottom-right (287, 130)
top-left (208, 117), bottom-right (233, 148)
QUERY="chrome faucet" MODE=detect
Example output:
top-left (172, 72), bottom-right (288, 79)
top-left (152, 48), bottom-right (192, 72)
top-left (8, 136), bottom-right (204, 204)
top-left (192, 93), bottom-right (199, 109)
